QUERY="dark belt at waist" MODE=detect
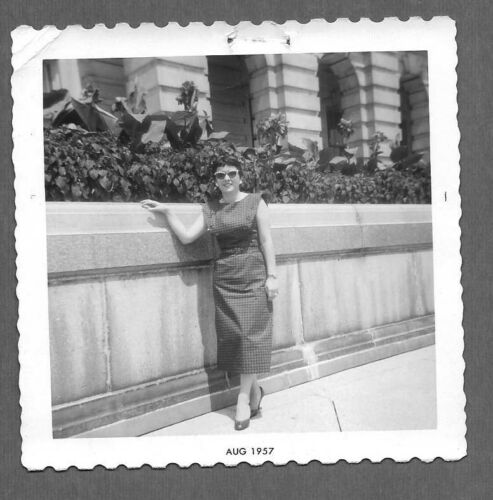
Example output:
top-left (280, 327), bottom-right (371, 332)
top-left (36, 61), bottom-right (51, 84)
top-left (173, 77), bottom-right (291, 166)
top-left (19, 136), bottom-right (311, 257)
top-left (218, 244), bottom-right (261, 257)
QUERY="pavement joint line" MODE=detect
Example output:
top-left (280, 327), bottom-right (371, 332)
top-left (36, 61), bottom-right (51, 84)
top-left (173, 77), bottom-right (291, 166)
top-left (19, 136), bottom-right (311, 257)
top-left (332, 400), bottom-right (343, 432)
top-left (142, 346), bottom-right (435, 436)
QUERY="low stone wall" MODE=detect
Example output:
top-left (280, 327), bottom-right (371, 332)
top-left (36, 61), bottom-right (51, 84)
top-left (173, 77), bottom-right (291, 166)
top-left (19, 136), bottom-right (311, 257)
top-left (46, 202), bottom-right (434, 437)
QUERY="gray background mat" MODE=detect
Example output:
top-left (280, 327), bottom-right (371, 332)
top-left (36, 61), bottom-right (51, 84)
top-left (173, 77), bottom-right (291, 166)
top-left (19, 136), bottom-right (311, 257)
top-left (1, 1), bottom-right (490, 498)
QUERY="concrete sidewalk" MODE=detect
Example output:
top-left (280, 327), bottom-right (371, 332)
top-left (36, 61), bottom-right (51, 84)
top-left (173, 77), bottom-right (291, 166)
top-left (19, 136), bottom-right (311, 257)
top-left (146, 345), bottom-right (436, 436)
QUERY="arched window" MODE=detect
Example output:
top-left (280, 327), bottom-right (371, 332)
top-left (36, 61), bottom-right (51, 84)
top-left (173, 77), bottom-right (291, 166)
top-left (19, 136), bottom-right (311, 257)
top-left (399, 74), bottom-right (429, 154)
top-left (317, 54), bottom-right (363, 157)
top-left (399, 80), bottom-right (413, 152)
top-left (207, 56), bottom-right (254, 146)
top-left (318, 65), bottom-right (343, 156)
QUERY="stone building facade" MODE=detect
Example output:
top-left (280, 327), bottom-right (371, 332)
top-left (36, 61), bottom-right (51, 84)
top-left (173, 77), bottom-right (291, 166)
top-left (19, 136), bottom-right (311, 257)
top-left (42, 52), bottom-right (434, 437)
top-left (43, 52), bottom-right (429, 160)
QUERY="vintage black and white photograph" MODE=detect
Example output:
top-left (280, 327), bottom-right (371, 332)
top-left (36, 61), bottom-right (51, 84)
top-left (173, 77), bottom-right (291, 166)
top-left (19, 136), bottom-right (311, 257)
top-left (13, 19), bottom-right (464, 468)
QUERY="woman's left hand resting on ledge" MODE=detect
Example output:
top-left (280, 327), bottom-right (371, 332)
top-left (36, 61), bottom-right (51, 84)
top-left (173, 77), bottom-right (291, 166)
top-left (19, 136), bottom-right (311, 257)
top-left (141, 199), bottom-right (207, 245)
top-left (264, 275), bottom-right (279, 301)
top-left (256, 199), bottom-right (278, 301)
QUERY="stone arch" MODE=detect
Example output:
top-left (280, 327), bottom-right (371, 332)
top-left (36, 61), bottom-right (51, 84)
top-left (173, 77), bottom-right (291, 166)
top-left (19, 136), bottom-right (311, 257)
top-left (243, 54), bottom-right (268, 75)
top-left (206, 55), bottom-right (254, 146)
top-left (398, 52), bottom-right (430, 154)
top-left (243, 54), bottom-right (273, 138)
top-left (317, 62), bottom-right (343, 154)
top-left (317, 54), bottom-right (364, 153)
top-left (319, 53), bottom-right (361, 93)
top-left (205, 55), bottom-right (273, 146)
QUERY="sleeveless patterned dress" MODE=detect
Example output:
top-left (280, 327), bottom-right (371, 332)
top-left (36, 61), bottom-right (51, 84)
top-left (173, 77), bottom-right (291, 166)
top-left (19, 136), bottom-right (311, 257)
top-left (202, 192), bottom-right (273, 374)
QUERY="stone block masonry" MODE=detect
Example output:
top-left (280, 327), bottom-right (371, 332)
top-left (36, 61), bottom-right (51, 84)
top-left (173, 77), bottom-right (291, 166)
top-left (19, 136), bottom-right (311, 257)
top-left (46, 202), bottom-right (434, 437)
top-left (45, 52), bottom-right (429, 157)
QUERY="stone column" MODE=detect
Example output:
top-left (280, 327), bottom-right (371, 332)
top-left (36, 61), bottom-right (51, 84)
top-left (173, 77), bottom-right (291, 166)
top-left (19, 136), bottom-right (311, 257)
top-left (245, 54), bottom-right (323, 148)
top-left (56, 59), bottom-right (83, 97)
top-left (276, 54), bottom-right (323, 148)
top-left (123, 57), bottom-right (212, 117)
top-left (245, 54), bottom-right (276, 123)
top-left (76, 59), bottom-right (127, 109)
top-left (245, 54), bottom-right (283, 144)
top-left (321, 52), bottom-right (402, 160)
top-left (357, 52), bottom-right (401, 159)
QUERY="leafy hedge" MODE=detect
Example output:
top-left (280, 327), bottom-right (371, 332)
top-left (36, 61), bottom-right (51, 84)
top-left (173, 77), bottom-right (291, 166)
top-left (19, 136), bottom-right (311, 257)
top-left (44, 126), bottom-right (431, 204)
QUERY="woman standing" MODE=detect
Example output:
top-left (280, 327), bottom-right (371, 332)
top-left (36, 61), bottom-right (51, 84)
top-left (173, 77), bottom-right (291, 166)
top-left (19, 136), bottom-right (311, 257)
top-left (141, 159), bottom-right (278, 431)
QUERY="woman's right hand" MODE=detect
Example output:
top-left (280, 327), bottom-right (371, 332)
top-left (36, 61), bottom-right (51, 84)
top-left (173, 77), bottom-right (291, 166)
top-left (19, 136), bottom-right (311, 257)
top-left (140, 199), bottom-right (168, 215)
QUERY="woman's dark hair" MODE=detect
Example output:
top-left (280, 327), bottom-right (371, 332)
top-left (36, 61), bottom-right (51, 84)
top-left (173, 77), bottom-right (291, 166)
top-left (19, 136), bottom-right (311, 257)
top-left (213, 157), bottom-right (243, 173)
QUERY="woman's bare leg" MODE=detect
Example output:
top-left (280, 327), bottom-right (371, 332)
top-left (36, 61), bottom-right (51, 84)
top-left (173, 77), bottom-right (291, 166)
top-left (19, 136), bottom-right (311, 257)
top-left (235, 374), bottom-right (255, 422)
top-left (250, 376), bottom-right (262, 409)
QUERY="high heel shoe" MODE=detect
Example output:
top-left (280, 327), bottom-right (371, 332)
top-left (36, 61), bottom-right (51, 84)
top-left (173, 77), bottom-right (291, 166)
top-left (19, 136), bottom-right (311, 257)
top-left (250, 386), bottom-right (265, 418)
top-left (234, 417), bottom-right (250, 431)
top-left (234, 399), bottom-right (251, 431)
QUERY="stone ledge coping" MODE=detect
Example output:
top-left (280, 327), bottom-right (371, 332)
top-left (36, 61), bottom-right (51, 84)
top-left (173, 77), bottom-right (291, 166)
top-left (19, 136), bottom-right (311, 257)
top-left (47, 202), bottom-right (432, 233)
top-left (46, 203), bottom-right (432, 275)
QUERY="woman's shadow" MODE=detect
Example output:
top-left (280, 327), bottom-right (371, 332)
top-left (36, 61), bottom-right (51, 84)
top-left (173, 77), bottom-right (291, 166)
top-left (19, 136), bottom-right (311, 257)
top-left (146, 211), bottom-right (238, 423)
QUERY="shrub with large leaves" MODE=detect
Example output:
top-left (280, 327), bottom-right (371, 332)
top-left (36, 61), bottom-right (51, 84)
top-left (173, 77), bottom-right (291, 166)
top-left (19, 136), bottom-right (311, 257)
top-left (44, 81), bottom-right (221, 152)
top-left (43, 84), bottom-right (119, 133)
top-left (44, 126), bottom-right (431, 204)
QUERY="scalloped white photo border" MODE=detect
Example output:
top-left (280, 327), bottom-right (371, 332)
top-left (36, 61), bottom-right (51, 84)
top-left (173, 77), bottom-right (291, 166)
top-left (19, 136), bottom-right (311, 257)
top-left (12, 18), bottom-right (464, 469)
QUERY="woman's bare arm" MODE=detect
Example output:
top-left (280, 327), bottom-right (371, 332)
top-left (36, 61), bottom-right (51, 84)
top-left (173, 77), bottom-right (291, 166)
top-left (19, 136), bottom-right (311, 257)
top-left (141, 200), bottom-right (207, 244)
top-left (256, 199), bottom-right (278, 300)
